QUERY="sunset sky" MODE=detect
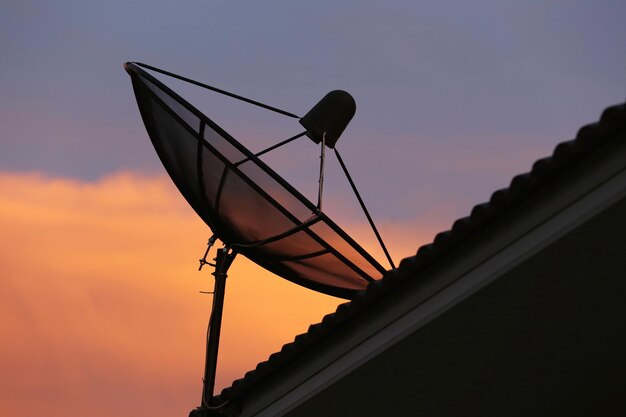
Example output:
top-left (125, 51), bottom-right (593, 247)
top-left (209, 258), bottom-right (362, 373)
top-left (1, 1), bottom-right (626, 416)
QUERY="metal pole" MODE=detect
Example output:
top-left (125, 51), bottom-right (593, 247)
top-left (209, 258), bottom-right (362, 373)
top-left (201, 248), bottom-right (236, 408)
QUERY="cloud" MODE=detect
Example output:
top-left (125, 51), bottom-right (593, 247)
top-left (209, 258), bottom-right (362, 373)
top-left (0, 171), bottom-right (350, 417)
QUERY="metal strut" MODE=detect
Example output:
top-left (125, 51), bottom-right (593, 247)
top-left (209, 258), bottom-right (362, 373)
top-left (198, 235), bottom-right (217, 271)
top-left (233, 131), bottom-right (307, 167)
top-left (334, 149), bottom-right (396, 270)
top-left (201, 247), bottom-right (237, 409)
top-left (132, 62), bottom-right (300, 119)
top-left (316, 132), bottom-right (327, 212)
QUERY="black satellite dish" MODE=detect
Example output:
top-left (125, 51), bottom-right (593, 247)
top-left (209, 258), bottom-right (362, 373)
top-left (124, 62), bottom-right (395, 410)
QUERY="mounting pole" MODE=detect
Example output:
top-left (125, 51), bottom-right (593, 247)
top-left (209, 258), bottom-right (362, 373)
top-left (201, 247), bottom-right (236, 409)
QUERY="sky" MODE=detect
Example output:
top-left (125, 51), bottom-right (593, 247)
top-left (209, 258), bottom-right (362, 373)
top-left (1, 1), bottom-right (625, 416)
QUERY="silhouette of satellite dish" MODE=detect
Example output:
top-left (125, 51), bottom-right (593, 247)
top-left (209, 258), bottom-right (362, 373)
top-left (124, 61), bottom-right (395, 409)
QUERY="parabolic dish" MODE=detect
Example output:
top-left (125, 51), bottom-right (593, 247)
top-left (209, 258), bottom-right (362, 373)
top-left (125, 62), bottom-right (386, 299)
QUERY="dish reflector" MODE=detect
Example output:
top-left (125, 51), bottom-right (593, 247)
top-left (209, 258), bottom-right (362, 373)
top-left (125, 63), bottom-right (385, 298)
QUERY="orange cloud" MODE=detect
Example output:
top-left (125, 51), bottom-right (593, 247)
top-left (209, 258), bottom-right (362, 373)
top-left (0, 170), bottom-right (432, 417)
top-left (0, 171), bottom-right (351, 417)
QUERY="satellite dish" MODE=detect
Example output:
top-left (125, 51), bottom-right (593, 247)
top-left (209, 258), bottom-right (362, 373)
top-left (124, 61), bottom-right (395, 409)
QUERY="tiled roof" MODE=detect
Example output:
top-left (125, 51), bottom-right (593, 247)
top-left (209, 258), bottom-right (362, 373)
top-left (215, 100), bottom-right (626, 406)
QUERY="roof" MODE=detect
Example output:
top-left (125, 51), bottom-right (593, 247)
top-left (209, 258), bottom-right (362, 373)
top-left (213, 100), bottom-right (626, 408)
